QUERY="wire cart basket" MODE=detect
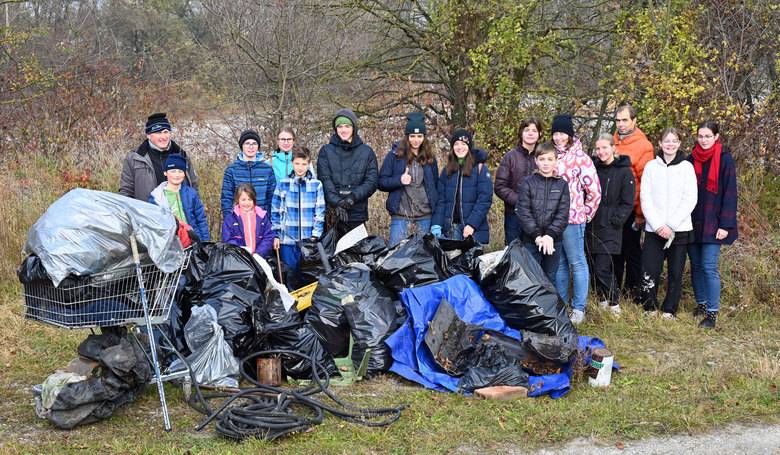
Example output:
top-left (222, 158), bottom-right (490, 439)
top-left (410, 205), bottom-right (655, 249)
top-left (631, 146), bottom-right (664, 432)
top-left (22, 235), bottom-right (192, 431)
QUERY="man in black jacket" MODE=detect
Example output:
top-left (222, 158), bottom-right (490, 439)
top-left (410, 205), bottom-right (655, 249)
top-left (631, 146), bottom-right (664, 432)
top-left (316, 108), bottom-right (378, 236)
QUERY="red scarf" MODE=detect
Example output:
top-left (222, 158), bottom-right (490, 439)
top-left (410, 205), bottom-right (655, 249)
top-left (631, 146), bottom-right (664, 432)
top-left (692, 139), bottom-right (722, 194)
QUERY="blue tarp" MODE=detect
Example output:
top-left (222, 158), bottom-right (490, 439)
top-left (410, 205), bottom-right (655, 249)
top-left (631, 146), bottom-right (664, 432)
top-left (386, 275), bottom-right (618, 398)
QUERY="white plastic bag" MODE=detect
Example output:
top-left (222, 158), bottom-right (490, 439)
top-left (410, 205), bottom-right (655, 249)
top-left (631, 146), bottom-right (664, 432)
top-left (180, 305), bottom-right (240, 387)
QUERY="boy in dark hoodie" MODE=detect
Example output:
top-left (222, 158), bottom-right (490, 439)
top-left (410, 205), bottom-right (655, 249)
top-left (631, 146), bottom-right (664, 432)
top-left (316, 109), bottom-right (379, 237)
top-left (515, 142), bottom-right (570, 285)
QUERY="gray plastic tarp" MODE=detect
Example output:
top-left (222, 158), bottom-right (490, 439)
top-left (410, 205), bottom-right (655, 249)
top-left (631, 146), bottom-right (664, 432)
top-left (23, 188), bottom-right (184, 286)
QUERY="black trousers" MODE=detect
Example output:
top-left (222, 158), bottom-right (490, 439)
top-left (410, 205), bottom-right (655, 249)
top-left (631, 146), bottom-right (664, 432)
top-left (591, 253), bottom-right (620, 306)
top-left (640, 232), bottom-right (688, 314)
top-left (616, 215), bottom-right (643, 300)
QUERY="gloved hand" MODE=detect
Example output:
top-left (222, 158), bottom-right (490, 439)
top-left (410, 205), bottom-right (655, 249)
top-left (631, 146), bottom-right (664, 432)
top-left (338, 196), bottom-right (355, 209)
top-left (430, 224), bottom-right (442, 238)
top-left (335, 206), bottom-right (350, 224)
top-left (308, 236), bottom-right (319, 243)
top-left (541, 235), bottom-right (555, 255)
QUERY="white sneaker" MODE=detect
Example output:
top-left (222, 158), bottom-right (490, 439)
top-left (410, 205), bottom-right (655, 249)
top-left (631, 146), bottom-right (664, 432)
top-left (609, 304), bottom-right (622, 315)
top-left (598, 300), bottom-right (609, 308)
top-left (662, 312), bottom-right (676, 320)
top-left (570, 309), bottom-right (585, 325)
top-left (645, 310), bottom-right (658, 317)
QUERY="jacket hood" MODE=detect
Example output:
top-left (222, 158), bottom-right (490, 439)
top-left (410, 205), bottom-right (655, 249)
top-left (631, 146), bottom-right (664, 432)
top-left (332, 108), bottom-right (359, 135)
top-left (232, 204), bottom-right (267, 218)
top-left (472, 147), bottom-right (488, 164)
top-left (138, 139), bottom-right (183, 157)
top-left (595, 154), bottom-right (632, 169)
top-left (329, 108), bottom-right (364, 149)
top-left (236, 151), bottom-right (267, 163)
top-left (656, 151), bottom-right (687, 166)
top-left (614, 127), bottom-right (649, 146)
top-left (149, 182), bottom-right (171, 210)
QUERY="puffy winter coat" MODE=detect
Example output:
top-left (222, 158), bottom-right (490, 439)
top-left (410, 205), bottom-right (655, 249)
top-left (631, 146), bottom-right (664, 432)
top-left (378, 141), bottom-right (439, 216)
top-left (221, 205), bottom-right (274, 257)
top-left (586, 155), bottom-right (635, 255)
top-left (148, 182), bottom-right (210, 241)
top-left (686, 147), bottom-right (738, 245)
top-left (641, 153), bottom-right (698, 234)
top-left (221, 154), bottom-right (276, 215)
top-left (494, 145), bottom-right (535, 212)
top-left (515, 172), bottom-right (570, 243)
top-left (432, 149), bottom-right (493, 244)
top-left (316, 109), bottom-right (379, 223)
top-left (614, 128), bottom-right (654, 220)
top-left (120, 140), bottom-right (198, 202)
top-left (555, 137), bottom-right (601, 224)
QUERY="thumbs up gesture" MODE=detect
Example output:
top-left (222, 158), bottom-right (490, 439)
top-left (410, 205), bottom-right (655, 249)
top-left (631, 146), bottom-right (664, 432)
top-left (400, 167), bottom-right (412, 185)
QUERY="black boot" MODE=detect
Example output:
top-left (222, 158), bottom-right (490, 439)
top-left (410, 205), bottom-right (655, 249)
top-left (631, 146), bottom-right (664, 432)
top-left (698, 311), bottom-right (717, 329)
top-left (692, 303), bottom-right (706, 318)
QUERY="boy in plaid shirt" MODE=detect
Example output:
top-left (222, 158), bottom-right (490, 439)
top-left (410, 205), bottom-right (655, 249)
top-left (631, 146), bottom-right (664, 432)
top-left (272, 148), bottom-right (326, 289)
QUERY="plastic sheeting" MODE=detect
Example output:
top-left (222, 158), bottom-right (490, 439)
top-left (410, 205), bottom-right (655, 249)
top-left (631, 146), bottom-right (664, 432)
top-left (481, 241), bottom-right (577, 338)
top-left (23, 188), bottom-right (184, 286)
top-left (374, 234), bottom-right (450, 292)
top-left (386, 275), bottom-right (521, 392)
top-left (171, 305), bottom-right (239, 387)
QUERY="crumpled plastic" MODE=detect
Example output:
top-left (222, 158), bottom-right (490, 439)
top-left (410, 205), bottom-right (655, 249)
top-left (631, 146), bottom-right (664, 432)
top-left (374, 233), bottom-right (450, 292)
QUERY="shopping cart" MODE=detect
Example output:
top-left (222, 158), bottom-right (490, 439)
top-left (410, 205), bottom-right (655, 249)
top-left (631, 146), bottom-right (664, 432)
top-left (22, 234), bottom-right (192, 431)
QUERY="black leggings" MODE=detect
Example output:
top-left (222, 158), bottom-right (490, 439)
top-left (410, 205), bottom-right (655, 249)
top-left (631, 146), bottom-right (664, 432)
top-left (640, 232), bottom-right (688, 314)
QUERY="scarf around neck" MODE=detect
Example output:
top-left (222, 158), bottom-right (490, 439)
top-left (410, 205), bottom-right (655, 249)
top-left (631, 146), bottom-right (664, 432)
top-left (692, 139), bottom-right (722, 194)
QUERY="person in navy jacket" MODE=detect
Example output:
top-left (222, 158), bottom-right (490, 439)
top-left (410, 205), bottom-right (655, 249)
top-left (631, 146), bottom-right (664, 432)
top-left (378, 112), bottom-right (439, 246)
top-left (431, 129), bottom-right (493, 244)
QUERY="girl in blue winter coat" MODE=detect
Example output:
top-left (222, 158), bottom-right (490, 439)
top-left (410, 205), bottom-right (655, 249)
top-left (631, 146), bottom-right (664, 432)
top-left (378, 112), bottom-right (439, 246)
top-left (148, 154), bottom-right (210, 241)
top-left (432, 129), bottom-right (493, 244)
top-left (221, 183), bottom-right (275, 257)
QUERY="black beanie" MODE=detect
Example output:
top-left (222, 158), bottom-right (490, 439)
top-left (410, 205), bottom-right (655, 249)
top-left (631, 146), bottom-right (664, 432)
top-left (238, 129), bottom-right (261, 149)
top-left (145, 113), bottom-right (171, 134)
top-left (404, 112), bottom-right (427, 135)
top-left (450, 128), bottom-right (473, 151)
top-left (550, 115), bottom-right (575, 137)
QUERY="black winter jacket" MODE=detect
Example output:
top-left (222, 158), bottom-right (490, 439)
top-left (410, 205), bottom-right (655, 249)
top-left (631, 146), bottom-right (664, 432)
top-left (494, 145), bottom-right (535, 211)
top-left (515, 172), bottom-right (570, 242)
top-left (316, 109), bottom-right (379, 223)
top-left (586, 155), bottom-right (635, 254)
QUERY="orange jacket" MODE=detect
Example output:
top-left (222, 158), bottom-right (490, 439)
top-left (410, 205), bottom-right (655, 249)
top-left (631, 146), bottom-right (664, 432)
top-left (614, 128), bottom-right (654, 220)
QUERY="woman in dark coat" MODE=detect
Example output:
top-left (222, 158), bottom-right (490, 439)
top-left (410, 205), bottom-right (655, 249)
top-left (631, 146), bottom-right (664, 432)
top-left (587, 133), bottom-right (635, 314)
top-left (431, 129), bottom-right (493, 244)
top-left (687, 121), bottom-right (738, 329)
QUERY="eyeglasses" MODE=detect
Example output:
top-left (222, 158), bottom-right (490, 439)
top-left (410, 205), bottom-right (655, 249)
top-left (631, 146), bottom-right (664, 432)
top-left (243, 141), bottom-right (259, 147)
top-left (278, 137), bottom-right (294, 142)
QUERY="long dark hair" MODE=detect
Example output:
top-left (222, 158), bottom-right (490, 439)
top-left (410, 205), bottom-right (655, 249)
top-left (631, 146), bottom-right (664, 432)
top-left (516, 117), bottom-right (543, 150)
top-left (396, 135), bottom-right (435, 165)
top-left (445, 149), bottom-right (475, 177)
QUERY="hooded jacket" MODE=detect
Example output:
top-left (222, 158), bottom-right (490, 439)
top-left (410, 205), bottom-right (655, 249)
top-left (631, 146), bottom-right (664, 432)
top-left (148, 182), bottom-right (210, 241)
top-left (641, 152), bottom-right (698, 234)
top-left (515, 171), bottom-right (570, 243)
top-left (432, 148), bottom-right (493, 244)
top-left (494, 145), bottom-right (536, 211)
top-left (586, 155), bottom-right (635, 255)
top-left (120, 140), bottom-right (198, 202)
top-left (220, 153), bottom-right (276, 215)
top-left (686, 147), bottom-right (738, 245)
top-left (614, 127), bottom-right (654, 220)
top-left (221, 205), bottom-right (274, 257)
top-left (316, 109), bottom-right (379, 223)
top-left (378, 141), bottom-right (439, 217)
top-left (555, 137), bottom-right (601, 224)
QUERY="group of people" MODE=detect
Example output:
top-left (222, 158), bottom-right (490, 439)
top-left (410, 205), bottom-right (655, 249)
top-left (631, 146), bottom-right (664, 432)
top-left (118, 105), bottom-right (738, 329)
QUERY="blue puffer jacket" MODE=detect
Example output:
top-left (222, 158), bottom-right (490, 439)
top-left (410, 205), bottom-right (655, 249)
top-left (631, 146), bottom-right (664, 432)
top-left (378, 141), bottom-right (439, 216)
top-left (432, 148), bottom-right (493, 244)
top-left (148, 182), bottom-right (211, 241)
top-left (220, 153), bottom-right (276, 215)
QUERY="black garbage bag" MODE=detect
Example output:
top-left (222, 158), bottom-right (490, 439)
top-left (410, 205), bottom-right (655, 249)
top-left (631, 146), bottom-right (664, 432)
top-left (480, 241), bottom-right (577, 338)
top-left (298, 229), bottom-right (337, 286)
top-left (439, 237), bottom-right (484, 279)
top-left (306, 264), bottom-right (405, 376)
top-left (374, 233), bottom-right (450, 292)
top-left (17, 255), bottom-right (51, 284)
top-left (36, 330), bottom-right (152, 429)
top-left (186, 243), bottom-right (268, 359)
top-left (455, 330), bottom-right (530, 393)
top-left (332, 236), bottom-right (388, 269)
top-left (523, 330), bottom-right (578, 364)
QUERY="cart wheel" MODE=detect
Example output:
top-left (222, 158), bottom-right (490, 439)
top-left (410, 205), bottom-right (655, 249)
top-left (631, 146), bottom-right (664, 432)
top-left (182, 379), bottom-right (192, 401)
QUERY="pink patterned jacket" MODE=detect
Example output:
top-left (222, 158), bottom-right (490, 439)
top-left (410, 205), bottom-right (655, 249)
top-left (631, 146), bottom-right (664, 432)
top-left (555, 137), bottom-right (601, 224)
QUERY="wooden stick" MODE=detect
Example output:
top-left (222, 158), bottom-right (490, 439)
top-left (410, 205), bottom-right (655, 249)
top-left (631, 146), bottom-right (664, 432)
top-left (275, 247), bottom-right (284, 285)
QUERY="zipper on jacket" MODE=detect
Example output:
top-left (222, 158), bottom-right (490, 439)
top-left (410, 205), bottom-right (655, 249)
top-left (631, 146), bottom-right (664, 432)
top-left (297, 178), bottom-right (303, 242)
top-left (449, 168), bottom-right (463, 229)
top-left (543, 176), bottom-right (550, 229)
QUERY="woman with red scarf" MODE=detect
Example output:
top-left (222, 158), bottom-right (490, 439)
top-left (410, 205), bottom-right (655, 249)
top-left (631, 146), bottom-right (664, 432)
top-left (687, 121), bottom-right (738, 329)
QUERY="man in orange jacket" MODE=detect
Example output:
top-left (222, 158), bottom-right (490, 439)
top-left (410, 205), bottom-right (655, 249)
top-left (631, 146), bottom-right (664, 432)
top-left (613, 104), bottom-right (654, 301)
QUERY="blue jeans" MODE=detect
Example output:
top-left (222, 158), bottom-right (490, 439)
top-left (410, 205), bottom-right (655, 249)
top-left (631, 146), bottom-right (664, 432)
top-left (280, 244), bottom-right (302, 290)
top-left (504, 210), bottom-right (521, 246)
top-left (688, 243), bottom-right (722, 312)
top-left (523, 241), bottom-right (560, 286)
top-left (555, 223), bottom-right (590, 311)
top-left (389, 217), bottom-right (432, 247)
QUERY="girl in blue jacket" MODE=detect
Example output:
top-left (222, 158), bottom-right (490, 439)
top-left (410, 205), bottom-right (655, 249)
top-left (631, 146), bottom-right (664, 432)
top-left (378, 112), bottom-right (439, 246)
top-left (432, 129), bottom-right (493, 244)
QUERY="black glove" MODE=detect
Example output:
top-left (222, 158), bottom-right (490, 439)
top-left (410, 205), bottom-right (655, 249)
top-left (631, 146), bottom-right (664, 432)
top-left (335, 206), bottom-right (350, 224)
top-left (338, 196), bottom-right (355, 209)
